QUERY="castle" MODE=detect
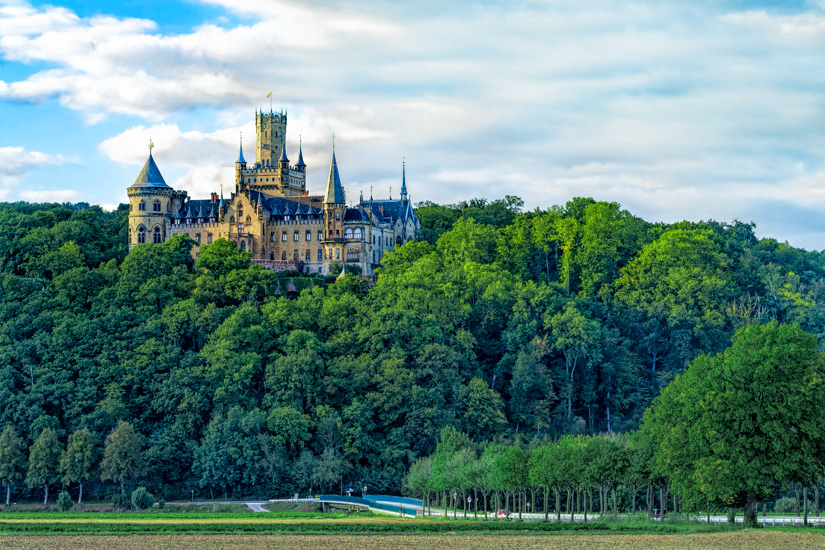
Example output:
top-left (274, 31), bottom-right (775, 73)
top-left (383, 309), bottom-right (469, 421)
top-left (127, 110), bottom-right (419, 276)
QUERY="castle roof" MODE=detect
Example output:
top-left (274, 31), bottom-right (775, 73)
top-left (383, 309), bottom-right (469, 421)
top-left (130, 152), bottom-right (170, 189)
top-left (344, 208), bottom-right (369, 222)
top-left (361, 198), bottom-right (417, 224)
top-left (176, 199), bottom-right (220, 220)
top-left (324, 150), bottom-right (345, 204)
top-left (296, 143), bottom-right (306, 167)
top-left (250, 191), bottom-right (324, 216)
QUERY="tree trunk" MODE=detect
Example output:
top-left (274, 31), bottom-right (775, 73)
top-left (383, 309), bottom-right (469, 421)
top-left (647, 485), bottom-right (652, 516)
top-left (614, 487), bottom-right (618, 514)
top-left (795, 483), bottom-right (801, 517)
top-left (544, 487), bottom-right (549, 520)
top-left (631, 486), bottom-right (636, 514)
top-left (44, 484), bottom-right (48, 506)
top-left (671, 493), bottom-right (676, 517)
top-left (556, 491), bottom-right (561, 521)
top-left (744, 493), bottom-right (758, 528)
top-left (569, 489), bottom-right (574, 521)
top-left (583, 489), bottom-right (587, 521)
top-left (79, 481), bottom-right (83, 505)
top-left (474, 488), bottom-right (478, 519)
top-left (659, 487), bottom-right (664, 518)
top-left (707, 501), bottom-right (711, 524)
top-left (6, 484), bottom-right (10, 506)
top-left (763, 500), bottom-right (767, 519)
top-left (815, 484), bottom-right (820, 517)
top-left (727, 507), bottom-right (735, 524)
top-left (803, 487), bottom-right (808, 527)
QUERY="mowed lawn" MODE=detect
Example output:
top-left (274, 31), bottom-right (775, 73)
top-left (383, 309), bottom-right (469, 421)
top-left (2, 531), bottom-right (824, 550)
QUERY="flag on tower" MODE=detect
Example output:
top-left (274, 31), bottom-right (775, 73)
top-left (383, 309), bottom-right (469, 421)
top-left (267, 92), bottom-right (272, 97)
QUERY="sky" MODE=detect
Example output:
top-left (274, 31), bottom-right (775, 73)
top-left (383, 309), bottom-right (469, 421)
top-left (0, 0), bottom-right (823, 251)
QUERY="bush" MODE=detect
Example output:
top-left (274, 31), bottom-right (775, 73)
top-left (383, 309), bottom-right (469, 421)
top-left (57, 491), bottom-right (73, 512)
top-left (773, 497), bottom-right (796, 514)
top-left (157, 498), bottom-right (165, 509)
top-left (111, 491), bottom-right (125, 509)
top-left (131, 487), bottom-right (155, 510)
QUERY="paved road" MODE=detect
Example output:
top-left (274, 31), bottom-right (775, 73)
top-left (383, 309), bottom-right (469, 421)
top-left (171, 501), bottom-right (271, 513)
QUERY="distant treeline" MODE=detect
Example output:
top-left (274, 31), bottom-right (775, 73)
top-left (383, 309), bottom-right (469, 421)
top-left (0, 197), bottom-right (822, 504)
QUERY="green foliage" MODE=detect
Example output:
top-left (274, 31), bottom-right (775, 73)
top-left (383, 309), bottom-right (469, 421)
top-left (0, 426), bottom-right (26, 488)
top-left (131, 486), bottom-right (154, 510)
top-left (56, 490), bottom-right (73, 511)
top-left (25, 427), bottom-right (62, 490)
top-left (100, 422), bottom-right (144, 486)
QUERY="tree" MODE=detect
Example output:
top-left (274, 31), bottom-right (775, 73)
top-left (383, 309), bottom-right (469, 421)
top-left (100, 421), bottom-right (144, 497)
top-left (643, 322), bottom-right (825, 527)
top-left (0, 426), bottom-right (26, 506)
top-left (60, 428), bottom-right (98, 504)
top-left (131, 486), bottom-right (154, 510)
top-left (57, 490), bottom-right (73, 511)
top-left (26, 427), bottom-right (63, 505)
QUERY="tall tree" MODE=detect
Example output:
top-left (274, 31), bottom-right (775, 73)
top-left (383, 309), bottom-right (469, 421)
top-left (26, 427), bottom-right (62, 505)
top-left (60, 428), bottom-right (98, 504)
top-left (0, 426), bottom-right (26, 506)
top-left (643, 322), bottom-right (825, 527)
top-left (100, 421), bottom-right (144, 497)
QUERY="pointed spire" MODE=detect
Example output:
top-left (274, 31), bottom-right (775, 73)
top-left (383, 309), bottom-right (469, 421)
top-left (237, 132), bottom-right (246, 164)
top-left (401, 158), bottom-right (408, 201)
top-left (130, 143), bottom-right (169, 189)
top-left (279, 142), bottom-right (289, 164)
top-left (324, 148), bottom-right (345, 204)
top-left (296, 136), bottom-right (306, 167)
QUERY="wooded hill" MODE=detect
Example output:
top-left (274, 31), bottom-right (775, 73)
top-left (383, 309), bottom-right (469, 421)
top-left (0, 197), bottom-right (822, 502)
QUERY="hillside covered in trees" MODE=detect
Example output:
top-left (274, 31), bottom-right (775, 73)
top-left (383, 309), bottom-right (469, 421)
top-left (0, 197), bottom-right (823, 502)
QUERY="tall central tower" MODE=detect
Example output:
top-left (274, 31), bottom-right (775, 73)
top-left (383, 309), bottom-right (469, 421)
top-left (256, 110), bottom-right (287, 167)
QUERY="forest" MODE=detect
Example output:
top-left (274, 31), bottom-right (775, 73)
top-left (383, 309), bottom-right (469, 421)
top-left (0, 196), bottom-right (823, 505)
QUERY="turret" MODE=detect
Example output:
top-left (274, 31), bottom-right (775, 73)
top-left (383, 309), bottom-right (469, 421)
top-left (401, 159), bottom-right (408, 201)
top-left (295, 137), bottom-right (306, 173)
top-left (235, 133), bottom-right (247, 192)
top-left (127, 142), bottom-right (183, 248)
top-left (324, 148), bottom-right (346, 205)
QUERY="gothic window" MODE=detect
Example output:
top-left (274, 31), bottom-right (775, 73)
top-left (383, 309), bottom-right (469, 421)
top-left (396, 236), bottom-right (402, 245)
top-left (238, 203), bottom-right (243, 217)
top-left (270, 252), bottom-right (275, 260)
top-left (139, 201), bottom-right (146, 211)
top-left (153, 200), bottom-right (161, 212)
top-left (238, 224), bottom-right (244, 235)
top-left (281, 251), bottom-right (287, 261)
top-left (294, 231), bottom-right (299, 242)
top-left (346, 248), bottom-right (360, 263)
top-left (208, 233), bottom-right (213, 244)
top-left (345, 228), bottom-right (353, 239)
top-left (306, 230), bottom-right (311, 241)
top-left (137, 226), bottom-right (146, 243)
top-left (336, 248), bottom-right (340, 259)
top-left (282, 231), bottom-right (287, 242)
top-left (354, 228), bottom-right (363, 240)
top-left (153, 226), bottom-right (162, 244)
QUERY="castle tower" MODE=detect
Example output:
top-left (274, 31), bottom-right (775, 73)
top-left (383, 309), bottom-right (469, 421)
top-left (126, 143), bottom-right (186, 248)
top-left (323, 147), bottom-right (346, 265)
top-left (256, 109), bottom-right (287, 167)
top-left (236, 133), bottom-right (247, 192)
top-left (400, 159), bottom-right (408, 202)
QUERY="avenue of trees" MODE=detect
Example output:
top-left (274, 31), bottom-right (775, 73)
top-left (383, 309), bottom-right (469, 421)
top-left (0, 198), bottom-right (823, 506)
top-left (406, 322), bottom-right (825, 526)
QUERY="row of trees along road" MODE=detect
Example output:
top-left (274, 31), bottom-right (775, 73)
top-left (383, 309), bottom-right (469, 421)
top-left (0, 198), bottom-right (823, 502)
top-left (406, 322), bottom-right (825, 527)
top-left (0, 421), bottom-right (141, 506)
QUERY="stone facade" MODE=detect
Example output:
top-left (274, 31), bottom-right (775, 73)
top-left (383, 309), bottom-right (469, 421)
top-left (127, 111), bottom-right (419, 276)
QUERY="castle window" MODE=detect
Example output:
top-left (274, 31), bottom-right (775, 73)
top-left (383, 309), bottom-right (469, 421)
top-left (270, 252), bottom-right (275, 260)
top-left (208, 233), bottom-right (213, 244)
top-left (345, 228), bottom-right (353, 239)
top-left (336, 230), bottom-right (340, 237)
top-left (305, 250), bottom-right (311, 261)
top-left (318, 249), bottom-right (323, 261)
top-left (238, 224), bottom-right (244, 235)
top-left (346, 248), bottom-right (360, 263)
top-left (240, 241), bottom-right (246, 251)
top-left (196, 234), bottom-right (201, 244)
top-left (137, 226), bottom-right (146, 244)
top-left (282, 231), bottom-right (287, 242)
top-left (293, 231), bottom-right (299, 242)
top-left (293, 250), bottom-right (299, 261)
top-left (139, 201), bottom-right (146, 211)
top-left (306, 230), bottom-right (311, 241)
top-left (336, 213), bottom-right (340, 220)
top-left (238, 204), bottom-right (243, 217)
top-left (153, 226), bottom-right (162, 244)
top-left (281, 251), bottom-right (287, 261)
top-left (153, 200), bottom-right (161, 212)
top-left (270, 232), bottom-right (275, 242)
top-left (318, 231), bottom-right (323, 241)
top-left (354, 228), bottom-right (363, 240)
top-left (336, 248), bottom-right (340, 259)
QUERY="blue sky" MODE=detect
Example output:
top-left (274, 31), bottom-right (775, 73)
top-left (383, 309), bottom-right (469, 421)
top-left (1, 0), bottom-right (823, 251)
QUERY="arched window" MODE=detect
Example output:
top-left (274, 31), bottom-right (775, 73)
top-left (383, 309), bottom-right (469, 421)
top-left (238, 203), bottom-right (243, 217)
top-left (270, 251), bottom-right (275, 260)
top-left (345, 228), bottom-right (353, 239)
top-left (137, 226), bottom-right (146, 243)
top-left (153, 200), bottom-right (161, 212)
top-left (396, 236), bottom-right (402, 245)
top-left (354, 228), bottom-right (363, 240)
top-left (240, 240), bottom-right (246, 251)
top-left (346, 248), bottom-right (360, 263)
top-left (153, 226), bottom-right (162, 244)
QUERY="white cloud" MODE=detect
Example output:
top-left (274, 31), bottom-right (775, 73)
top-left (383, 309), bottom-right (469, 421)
top-left (19, 189), bottom-right (80, 203)
top-left (0, 146), bottom-right (71, 194)
top-left (2, 0), bottom-right (825, 249)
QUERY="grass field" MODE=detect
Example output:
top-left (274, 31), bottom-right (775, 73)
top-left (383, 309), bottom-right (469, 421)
top-left (1, 531), bottom-right (823, 550)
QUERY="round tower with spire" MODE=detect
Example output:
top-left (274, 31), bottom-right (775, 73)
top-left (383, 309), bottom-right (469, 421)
top-left (127, 141), bottom-right (187, 248)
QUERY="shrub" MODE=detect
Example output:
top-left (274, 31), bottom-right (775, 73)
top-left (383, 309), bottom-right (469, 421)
top-left (131, 487), bottom-right (155, 510)
top-left (773, 497), bottom-right (796, 514)
top-left (157, 498), bottom-right (165, 509)
top-left (57, 490), bottom-right (73, 512)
